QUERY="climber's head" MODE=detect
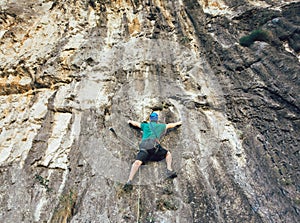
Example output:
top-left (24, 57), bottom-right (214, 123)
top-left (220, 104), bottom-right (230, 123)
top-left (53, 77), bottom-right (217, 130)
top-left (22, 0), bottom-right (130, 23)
top-left (150, 112), bottom-right (158, 122)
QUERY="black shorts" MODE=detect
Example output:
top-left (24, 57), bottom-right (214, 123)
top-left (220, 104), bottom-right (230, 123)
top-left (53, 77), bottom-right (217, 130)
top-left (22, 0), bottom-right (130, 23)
top-left (136, 145), bottom-right (168, 164)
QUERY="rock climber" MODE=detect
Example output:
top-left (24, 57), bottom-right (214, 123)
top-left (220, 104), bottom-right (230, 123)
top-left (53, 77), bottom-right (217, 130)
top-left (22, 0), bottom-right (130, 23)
top-left (123, 112), bottom-right (182, 192)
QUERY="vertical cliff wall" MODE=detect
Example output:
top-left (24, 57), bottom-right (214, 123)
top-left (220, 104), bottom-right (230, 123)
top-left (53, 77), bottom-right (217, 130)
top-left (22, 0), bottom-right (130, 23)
top-left (0, 0), bottom-right (299, 222)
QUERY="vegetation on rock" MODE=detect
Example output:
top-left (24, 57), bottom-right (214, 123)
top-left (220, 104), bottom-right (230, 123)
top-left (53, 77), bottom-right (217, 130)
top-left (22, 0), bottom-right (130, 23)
top-left (239, 29), bottom-right (271, 47)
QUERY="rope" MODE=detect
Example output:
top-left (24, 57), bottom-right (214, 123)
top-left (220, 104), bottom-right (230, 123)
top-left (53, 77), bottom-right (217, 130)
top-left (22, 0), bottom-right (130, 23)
top-left (109, 127), bottom-right (139, 150)
top-left (137, 168), bottom-right (141, 223)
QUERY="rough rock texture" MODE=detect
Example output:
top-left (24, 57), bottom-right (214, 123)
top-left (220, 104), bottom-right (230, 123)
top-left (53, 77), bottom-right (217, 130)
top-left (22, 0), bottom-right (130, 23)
top-left (0, 0), bottom-right (299, 222)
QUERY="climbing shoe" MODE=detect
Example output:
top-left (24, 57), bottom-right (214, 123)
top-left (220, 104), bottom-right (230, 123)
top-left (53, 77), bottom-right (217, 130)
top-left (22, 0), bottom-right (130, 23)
top-left (123, 180), bottom-right (133, 192)
top-left (166, 169), bottom-right (177, 179)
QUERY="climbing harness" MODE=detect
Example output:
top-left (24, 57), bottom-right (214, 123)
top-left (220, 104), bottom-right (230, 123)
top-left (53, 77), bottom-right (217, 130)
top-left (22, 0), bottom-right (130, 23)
top-left (149, 122), bottom-right (161, 154)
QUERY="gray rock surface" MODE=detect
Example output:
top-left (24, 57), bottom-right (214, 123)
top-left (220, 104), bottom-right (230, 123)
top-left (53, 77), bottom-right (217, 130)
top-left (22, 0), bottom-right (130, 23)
top-left (0, 0), bottom-right (299, 222)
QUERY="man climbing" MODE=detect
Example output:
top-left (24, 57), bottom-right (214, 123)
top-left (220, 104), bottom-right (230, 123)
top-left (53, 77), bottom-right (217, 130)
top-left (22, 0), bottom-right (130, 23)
top-left (123, 112), bottom-right (182, 192)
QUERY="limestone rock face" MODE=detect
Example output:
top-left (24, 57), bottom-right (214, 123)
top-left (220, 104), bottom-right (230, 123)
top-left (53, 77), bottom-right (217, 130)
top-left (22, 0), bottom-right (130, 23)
top-left (0, 0), bottom-right (299, 222)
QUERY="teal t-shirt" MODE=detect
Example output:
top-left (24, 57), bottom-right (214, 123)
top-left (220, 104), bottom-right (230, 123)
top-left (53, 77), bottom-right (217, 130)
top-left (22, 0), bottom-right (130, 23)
top-left (140, 122), bottom-right (166, 140)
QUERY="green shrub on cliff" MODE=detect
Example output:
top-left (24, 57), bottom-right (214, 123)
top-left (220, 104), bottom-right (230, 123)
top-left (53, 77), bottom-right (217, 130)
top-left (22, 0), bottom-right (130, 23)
top-left (239, 29), bottom-right (270, 47)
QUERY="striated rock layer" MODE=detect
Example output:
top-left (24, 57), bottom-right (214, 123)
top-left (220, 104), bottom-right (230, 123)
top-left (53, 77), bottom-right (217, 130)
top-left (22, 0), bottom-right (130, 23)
top-left (0, 0), bottom-right (299, 222)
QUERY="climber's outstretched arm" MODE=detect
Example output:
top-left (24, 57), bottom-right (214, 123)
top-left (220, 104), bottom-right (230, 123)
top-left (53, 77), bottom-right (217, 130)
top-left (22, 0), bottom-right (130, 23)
top-left (128, 120), bottom-right (141, 128)
top-left (166, 121), bottom-right (182, 129)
